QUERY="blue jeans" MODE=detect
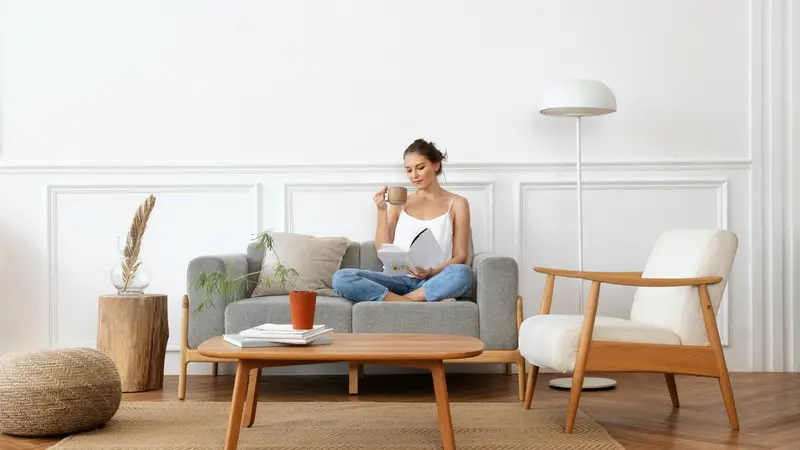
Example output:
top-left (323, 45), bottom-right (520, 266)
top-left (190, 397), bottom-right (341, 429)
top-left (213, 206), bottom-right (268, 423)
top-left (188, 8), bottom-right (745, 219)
top-left (331, 264), bottom-right (474, 302)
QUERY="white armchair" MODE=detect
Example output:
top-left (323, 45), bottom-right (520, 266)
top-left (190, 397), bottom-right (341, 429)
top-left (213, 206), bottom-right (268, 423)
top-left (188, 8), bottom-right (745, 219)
top-left (519, 229), bottom-right (739, 433)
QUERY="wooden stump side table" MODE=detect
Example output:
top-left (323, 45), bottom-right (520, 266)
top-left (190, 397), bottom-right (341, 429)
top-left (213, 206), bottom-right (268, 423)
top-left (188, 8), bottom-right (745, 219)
top-left (97, 294), bottom-right (169, 392)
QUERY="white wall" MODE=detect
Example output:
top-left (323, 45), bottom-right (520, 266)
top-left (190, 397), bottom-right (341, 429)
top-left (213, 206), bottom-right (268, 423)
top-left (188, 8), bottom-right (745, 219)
top-left (0, 0), bottom-right (794, 374)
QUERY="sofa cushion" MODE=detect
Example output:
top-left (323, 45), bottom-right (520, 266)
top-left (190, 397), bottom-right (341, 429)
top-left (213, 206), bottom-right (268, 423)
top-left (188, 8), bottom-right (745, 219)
top-left (359, 242), bottom-right (384, 272)
top-left (352, 301), bottom-right (479, 338)
top-left (340, 241), bottom-right (361, 269)
top-left (252, 232), bottom-right (351, 297)
top-left (225, 296), bottom-right (354, 334)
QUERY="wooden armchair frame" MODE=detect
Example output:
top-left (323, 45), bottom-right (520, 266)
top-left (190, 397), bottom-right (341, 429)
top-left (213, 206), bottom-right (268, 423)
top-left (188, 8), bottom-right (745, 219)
top-left (523, 267), bottom-right (739, 434)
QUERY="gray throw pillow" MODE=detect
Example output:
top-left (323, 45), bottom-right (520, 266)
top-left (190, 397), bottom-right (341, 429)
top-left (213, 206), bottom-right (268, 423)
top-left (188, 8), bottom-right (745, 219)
top-left (252, 232), bottom-right (350, 297)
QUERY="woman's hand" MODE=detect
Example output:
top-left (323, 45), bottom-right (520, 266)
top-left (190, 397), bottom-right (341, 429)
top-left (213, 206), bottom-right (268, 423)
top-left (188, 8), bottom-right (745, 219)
top-left (408, 266), bottom-right (436, 279)
top-left (373, 186), bottom-right (388, 211)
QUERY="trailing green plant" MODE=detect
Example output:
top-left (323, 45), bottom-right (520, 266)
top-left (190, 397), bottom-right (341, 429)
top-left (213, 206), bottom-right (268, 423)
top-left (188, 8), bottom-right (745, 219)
top-left (190, 230), bottom-right (298, 316)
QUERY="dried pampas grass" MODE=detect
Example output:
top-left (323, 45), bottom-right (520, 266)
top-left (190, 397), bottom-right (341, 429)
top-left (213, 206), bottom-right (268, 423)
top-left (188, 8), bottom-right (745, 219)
top-left (121, 194), bottom-right (156, 291)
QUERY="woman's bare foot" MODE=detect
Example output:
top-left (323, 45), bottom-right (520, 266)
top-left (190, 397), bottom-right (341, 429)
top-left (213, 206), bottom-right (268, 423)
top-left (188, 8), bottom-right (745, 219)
top-left (401, 287), bottom-right (427, 302)
top-left (383, 292), bottom-right (414, 302)
top-left (382, 289), bottom-right (456, 303)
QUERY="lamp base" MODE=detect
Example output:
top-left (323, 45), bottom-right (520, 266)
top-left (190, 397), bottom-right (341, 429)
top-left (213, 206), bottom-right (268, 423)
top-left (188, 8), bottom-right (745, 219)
top-left (549, 376), bottom-right (617, 390)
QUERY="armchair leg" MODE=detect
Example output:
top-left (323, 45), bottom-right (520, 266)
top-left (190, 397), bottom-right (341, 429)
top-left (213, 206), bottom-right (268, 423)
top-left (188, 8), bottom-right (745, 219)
top-left (718, 376), bottom-right (739, 430)
top-left (665, 374), bottom-right (679, 407)
top-left (516, 352), bottom-right (526, 401)
top-left (523, 365), bottom-right (539, 409)
top-left (565, 372), bottom-right (586, 433)
top-left (565, 281), bottom-right (600, 434)
top-left (699, 285), bottom-right (739, 430)
top-left (515, 295), bottom-right (526, 401)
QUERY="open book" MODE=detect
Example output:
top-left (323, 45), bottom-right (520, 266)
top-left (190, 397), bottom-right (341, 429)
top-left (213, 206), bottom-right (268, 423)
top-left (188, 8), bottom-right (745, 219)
top-left (377, 228), bottom-right (445, 276)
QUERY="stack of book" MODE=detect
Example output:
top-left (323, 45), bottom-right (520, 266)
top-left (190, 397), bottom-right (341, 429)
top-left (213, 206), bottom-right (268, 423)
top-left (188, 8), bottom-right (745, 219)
top-left (223, 323), bottom-right (333, 348)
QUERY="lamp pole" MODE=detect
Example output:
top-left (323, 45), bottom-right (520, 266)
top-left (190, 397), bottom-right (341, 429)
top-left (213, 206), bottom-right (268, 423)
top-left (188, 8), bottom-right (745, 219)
top-left (576, 116), bottom-right (584, 314)
top-left (538, 78), bottom-right (618, 391)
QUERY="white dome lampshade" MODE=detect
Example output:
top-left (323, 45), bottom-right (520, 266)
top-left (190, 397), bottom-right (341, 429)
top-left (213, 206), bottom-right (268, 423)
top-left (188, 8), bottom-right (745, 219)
top-left (539, 79), bottom-right (617, 117)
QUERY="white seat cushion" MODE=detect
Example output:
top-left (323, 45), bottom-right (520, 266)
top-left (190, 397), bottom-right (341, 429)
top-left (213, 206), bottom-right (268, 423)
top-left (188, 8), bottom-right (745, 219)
top-left (518, 314), bottom-right (681, 373)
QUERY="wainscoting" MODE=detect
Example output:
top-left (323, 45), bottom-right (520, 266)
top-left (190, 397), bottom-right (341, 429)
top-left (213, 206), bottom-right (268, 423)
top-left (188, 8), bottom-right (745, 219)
top-left (0, 159), bottom-right (767, 375)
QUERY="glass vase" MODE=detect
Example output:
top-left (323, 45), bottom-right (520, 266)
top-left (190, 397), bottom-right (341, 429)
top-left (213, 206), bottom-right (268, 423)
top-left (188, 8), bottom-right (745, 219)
top-left (110, 257), bottom-right (150, 295)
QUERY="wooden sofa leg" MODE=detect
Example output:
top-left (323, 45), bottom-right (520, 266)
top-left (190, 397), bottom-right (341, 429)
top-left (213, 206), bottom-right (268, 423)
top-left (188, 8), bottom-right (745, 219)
top-left (178, 360), bottom-right (188, 400)
top-left (179, 294), bottom-right (189, 400)
top-left (349, 364), bottom-right (362, 395)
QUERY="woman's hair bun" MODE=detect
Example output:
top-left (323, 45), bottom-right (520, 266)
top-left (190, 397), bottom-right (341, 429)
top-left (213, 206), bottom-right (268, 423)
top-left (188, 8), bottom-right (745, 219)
top-left (404, 138), bottom-right (447, 174)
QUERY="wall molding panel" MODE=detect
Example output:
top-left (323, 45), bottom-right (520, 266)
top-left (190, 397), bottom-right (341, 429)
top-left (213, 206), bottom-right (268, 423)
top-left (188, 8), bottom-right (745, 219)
top-left (745, 0), bottom-right (793, 373)
top-left (518, 178), bottom-right (731, 346)
top-left (46, 183), bottom-right (261, 351)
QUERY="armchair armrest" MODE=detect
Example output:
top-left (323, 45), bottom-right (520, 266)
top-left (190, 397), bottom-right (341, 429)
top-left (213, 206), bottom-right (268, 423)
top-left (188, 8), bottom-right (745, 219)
top-left (533, 267), bottom-right (721, 287)
top-left (473, 252), bottom-right (519, 350)
top-left (585, 274), bottom-right (722, 287)
top-left (186, 253), bottom-right (249, 348)
top-left (533, 267), bottom-right (643, 279)
top-left (533, 267), bottom-right (724, 319)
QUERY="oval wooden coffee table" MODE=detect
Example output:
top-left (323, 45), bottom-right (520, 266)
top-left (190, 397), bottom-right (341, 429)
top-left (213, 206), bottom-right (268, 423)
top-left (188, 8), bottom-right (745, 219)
top-left (198, 333), bottom-right (484, 450)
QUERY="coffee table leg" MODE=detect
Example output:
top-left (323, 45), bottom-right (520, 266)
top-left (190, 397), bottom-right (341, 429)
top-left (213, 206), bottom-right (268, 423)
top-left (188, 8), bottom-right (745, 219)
top-left (225, 361), bottom-right (251, 450)
top-left (242, 368), bottom-right (262, 428)
top-left (430, 360), bottom-right (456, 450)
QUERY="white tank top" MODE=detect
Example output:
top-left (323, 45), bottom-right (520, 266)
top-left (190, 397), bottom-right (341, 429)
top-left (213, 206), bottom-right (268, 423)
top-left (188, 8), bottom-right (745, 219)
top-left (392, 194), bottom-right (457, 265)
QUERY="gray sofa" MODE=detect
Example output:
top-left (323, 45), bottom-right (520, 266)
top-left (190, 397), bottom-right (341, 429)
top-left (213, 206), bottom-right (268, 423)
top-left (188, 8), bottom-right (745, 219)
top-left (179, 239), bottom-right (524, 399)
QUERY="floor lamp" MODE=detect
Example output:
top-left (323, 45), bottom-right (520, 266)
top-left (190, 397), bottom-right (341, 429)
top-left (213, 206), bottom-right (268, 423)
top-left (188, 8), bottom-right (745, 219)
top-left (538, 78), bottom-right (618, 390)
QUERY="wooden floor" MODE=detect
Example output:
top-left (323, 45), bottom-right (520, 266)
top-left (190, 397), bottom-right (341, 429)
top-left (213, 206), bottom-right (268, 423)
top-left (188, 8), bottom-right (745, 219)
top-left (2, 371), bottom-right (799, 449)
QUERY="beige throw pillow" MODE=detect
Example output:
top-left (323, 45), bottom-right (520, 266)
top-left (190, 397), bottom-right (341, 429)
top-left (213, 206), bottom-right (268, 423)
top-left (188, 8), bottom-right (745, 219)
top-left (252, 232), bottom-right (350, 297)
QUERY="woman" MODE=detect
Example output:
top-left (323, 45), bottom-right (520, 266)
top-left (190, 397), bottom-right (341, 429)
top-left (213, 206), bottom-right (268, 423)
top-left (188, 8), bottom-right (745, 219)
top-left (332, 138), bottom-right (473, 302)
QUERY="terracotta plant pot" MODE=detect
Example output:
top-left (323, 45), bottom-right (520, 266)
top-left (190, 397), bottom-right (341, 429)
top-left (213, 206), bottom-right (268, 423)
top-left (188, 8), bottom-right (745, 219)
top-left (289, 290), bottom-right (317, 330)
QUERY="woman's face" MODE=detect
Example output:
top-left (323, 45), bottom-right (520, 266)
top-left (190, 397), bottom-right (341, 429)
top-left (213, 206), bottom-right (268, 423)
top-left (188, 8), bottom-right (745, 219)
top-left (404, 152), bottom-right (439, 189)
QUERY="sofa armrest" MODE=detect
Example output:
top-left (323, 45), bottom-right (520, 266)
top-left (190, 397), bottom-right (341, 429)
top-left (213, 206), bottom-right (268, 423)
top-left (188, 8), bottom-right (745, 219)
top-left (472, 252), bottom-right (519, 350)
top-left (186, 253), bottom-right (249, 349)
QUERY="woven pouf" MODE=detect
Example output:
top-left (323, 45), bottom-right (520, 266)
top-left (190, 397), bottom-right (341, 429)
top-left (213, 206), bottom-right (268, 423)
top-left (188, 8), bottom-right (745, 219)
top-left (0, 347), bottom-right (122, 437)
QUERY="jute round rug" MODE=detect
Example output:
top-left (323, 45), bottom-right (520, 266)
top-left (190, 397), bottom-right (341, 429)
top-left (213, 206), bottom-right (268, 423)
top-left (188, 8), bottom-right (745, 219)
top-left (47, 401), bottom-right (624, 449)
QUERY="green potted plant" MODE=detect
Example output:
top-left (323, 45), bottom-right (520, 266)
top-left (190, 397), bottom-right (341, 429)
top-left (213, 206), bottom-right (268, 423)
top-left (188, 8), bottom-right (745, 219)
top-left (190, 230), bottom-right (317, 330)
